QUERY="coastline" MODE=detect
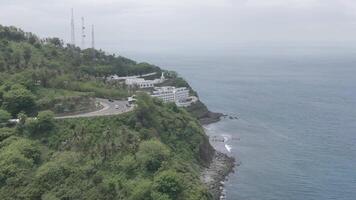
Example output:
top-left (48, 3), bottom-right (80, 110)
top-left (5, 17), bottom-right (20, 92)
top-left (200, 111), bottom-right (224, 125)
top-left (201, 150), bottom-right (235, 200)
top-left (200, 113), bottom-right (236, 200)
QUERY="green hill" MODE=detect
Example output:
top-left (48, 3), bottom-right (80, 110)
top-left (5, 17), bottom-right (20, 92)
top-left (0, 25), bottom-right (161, 116)
top-left (0, 25), bottom-right (216, 200)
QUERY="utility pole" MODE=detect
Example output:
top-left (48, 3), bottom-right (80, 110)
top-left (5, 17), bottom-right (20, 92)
top-left (81, 17), bottom-right (86, 49)
top-left (70, 8), bottom-right (75, 45)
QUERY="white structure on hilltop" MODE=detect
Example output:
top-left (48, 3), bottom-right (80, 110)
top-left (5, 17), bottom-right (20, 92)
top-left (125, 72), bottom-right (165, 88)
top-left (107, 72), bottom-right (157, 81)
top-left (151, 86), bottom-right (196, 107)
top-left (125, 78), bottom-right (154, 88)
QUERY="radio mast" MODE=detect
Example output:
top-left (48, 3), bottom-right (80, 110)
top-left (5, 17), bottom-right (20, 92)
top-left (70, 8), bottom-right (75, 45)
top-left (91, 24), bottom-right (95, 49)
top-left (81, 17), bottom-right (86, 49)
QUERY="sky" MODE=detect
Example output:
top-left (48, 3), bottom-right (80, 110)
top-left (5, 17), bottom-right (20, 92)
top-left (1, 0), bottom-right (356, 56)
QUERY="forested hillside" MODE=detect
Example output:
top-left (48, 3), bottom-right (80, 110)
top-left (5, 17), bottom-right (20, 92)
top-left (0, 25), bottom-right (216, 200)
top-left (0, 94), bottom-right (214, 200)
top-left (0, 25), bottom-right (160, 117)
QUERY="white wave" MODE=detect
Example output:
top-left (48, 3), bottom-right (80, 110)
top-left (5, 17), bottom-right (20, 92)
top-left (225, 144), bottom-right (232, 152)
top-left (222, 134), bottom-right (232, 142)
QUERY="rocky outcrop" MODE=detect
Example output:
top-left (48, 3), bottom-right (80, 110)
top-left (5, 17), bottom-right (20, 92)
top-left (201, 151), bottom-right (235, 200)
top-left (187, 101), bottom-right (223, 125)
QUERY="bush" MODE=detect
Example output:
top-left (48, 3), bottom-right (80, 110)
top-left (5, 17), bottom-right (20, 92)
top-left (129, 179), bottom-right (152, 200)
top-left (2, 85), bottom-right (36, 116)
top-left (0, 109), bottom-right (11, 126)
top-left (25, 110), bottom-right (55, 135)
top-left (0, 128), bottom-right (15, 142)
top-left (37, 110), bottom-right (55, 131)
top-left (152, 170), bottom-right (182, 200)
top-left (136, 140), bottom-right (170, 172)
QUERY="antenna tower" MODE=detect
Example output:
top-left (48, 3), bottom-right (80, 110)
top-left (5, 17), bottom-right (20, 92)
top-left (91, 24), bottom-right (95, 49)
top-left (81, 17), bottom-right (86, 49)
top-left (70, 8), bottom-right (75, 45)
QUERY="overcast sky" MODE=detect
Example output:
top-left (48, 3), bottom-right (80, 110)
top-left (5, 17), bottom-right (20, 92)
top-left (1, 0), bottom-right (356, 56)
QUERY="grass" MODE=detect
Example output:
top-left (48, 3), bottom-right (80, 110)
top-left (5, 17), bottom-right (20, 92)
top-left (34, 87), bottom-right (92, 100)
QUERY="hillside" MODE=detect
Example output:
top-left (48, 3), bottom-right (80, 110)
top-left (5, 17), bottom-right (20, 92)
top-left (0, 25), bottom-right (222, 200)
top-left (0, 93), bottom-right (216, 200)
top-left (0, 25), bottom-right (161, 117)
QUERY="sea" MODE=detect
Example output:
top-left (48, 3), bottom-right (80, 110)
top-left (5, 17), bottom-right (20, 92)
top-left (123, 45), bottom-right (356, 200)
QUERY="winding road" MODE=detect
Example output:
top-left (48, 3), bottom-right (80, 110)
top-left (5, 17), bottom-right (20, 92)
top-left (55, 98), bottom-right (134, 119)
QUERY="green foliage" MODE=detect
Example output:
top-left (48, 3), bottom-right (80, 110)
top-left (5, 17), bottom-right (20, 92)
top-left (2, 84), bottom-right (36, 116)
top-left (0, 24), bottom-right (215, 200)
top-left (118, 154), bottom-right (137, 176)
top-left (24, 110), bottom-right (55, 136)
top-left (0, 109), bottom-right (11, 126)
top-left (128, 179), bottom-right (152, 200)
top-left (0, 24), bottom-right (160, 116)
top-left (17, 112), bottom-right (27, 125)
top-left (36, 110), bottom-right (55, 131)
top-left (0, 95), bottom-right (214, 200)
top-left (23, 45), bottom-right (32, 65)
top-left (0, 127), bottom-right (15, 142)
top-left (0, 137), bottom-right (41, 197)
top-left (152, 170), bottom-right (183, 200)
top-left (136, 140), bottom-right (170, 172)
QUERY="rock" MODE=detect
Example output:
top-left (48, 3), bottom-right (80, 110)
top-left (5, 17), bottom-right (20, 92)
top-left (200, 151), bottom-right (235, 200)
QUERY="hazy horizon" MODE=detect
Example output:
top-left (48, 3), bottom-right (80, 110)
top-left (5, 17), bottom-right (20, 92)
top-left (1, 0), bottom-right (356, 56)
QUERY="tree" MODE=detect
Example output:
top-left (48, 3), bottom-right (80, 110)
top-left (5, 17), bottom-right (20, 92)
top-left (2, 85), bottom-right (36, 116)
top-left (0, 127), bottom-right (15, 142)
top-left (23, 46), bottom-right (32, 66)
top-left (0, 58), bottom-right (5, 72)
top-left (25, 110), bottom-right (55, 135)
top-left (17, 112), bottom-right (27, 125)
top-left (0, 137), bottom-right (41, 198)
top-left (0, 109), bottom-right (11, 127)
top-left (136, 140), bottom-right (170, 172)
top-left (129, 180), bottom-right (152, 200)
top-left (134, 94), bottom-right (159, 127)
top-left (118, 155), bottom-right (137, 175)
top-left (152, 170), bottom-right (182, 200)
top-left (12, 50), bottom-right (22, 68)
top-left (28, 34), bottom-right (38, 45)
top-left (16, 112), bottom-right (27, 134)
top-left (47, 37), bottom-right (63, 48)
top-left (36, 110), bottom-right (55, 132)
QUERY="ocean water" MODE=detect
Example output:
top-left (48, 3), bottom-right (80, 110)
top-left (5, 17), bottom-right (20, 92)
top-left (125, 46), bottom-right (356, 200)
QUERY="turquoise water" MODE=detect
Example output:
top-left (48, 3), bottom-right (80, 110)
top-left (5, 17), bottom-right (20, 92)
top-left (126, 46), bottom-right (356, 200)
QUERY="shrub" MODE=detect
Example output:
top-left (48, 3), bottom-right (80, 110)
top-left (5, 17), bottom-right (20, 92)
top-left (25, 110), bottom-right (55, 135)
top-left (0, 109), bottom-right (11, 126)
top-left (152, 170), bottom-right (182, 200)
top-left (136, 140), bottom-right (170, 173)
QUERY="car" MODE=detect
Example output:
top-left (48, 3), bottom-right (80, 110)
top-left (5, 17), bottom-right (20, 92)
top-left (108, 99), bottom-right (114, 102)
top-left (115, 105), bottom-right (119, 109)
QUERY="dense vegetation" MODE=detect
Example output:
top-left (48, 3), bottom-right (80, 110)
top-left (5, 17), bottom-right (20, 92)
top-left (0, 25), bottom-right (216, 199)
top-left (0, 94), bottom-right (214, 200)
top-left (0, 25), bottom-right (160, 117)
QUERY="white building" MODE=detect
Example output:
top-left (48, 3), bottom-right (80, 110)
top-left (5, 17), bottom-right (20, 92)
top-left (151, 86), bottom-right (194, 107)
top-left (125, 72), bottom-right (165, 88)
top-left (125, 78), bottom-right (154, 88)
top-left (107, 72), bottom-right (157, 81)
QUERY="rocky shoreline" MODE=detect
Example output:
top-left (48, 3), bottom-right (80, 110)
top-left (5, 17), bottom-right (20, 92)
top-left (187, 98), bottom-right (237, 199)
top-left (199, 111), bottom-right (224, 125)
top-left (201, 151), bottom-right (236, 200)
top-left (198, 112), bottom-right (237, 200)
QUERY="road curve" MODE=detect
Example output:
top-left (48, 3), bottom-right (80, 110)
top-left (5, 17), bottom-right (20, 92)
top-left (55, 98), bottom-right (134, 119)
